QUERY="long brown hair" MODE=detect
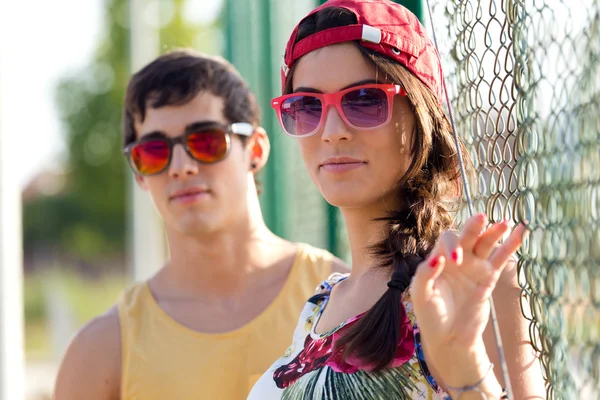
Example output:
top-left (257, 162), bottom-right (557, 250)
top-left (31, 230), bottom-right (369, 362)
top-left (284, 7), bottom-right (474, 371)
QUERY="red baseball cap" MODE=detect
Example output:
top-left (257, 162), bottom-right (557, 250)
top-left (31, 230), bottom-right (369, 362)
top-left (281, 0), bottom-right (444, 103)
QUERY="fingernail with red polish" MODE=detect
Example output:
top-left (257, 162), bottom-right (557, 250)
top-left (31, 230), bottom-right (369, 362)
top-left (451, 250), bottom-right (459, 262)
top-left (429, 257), bottom-right (440, 268)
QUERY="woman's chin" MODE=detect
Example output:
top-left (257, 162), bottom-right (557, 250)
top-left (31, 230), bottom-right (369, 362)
top-left (321, 192), bottom-right (369, 210)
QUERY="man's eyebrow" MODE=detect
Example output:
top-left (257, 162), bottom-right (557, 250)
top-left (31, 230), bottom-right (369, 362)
top-left (139, 130), bottom-right (167, 139)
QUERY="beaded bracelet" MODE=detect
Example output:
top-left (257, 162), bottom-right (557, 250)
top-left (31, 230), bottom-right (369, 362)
top-left (443, 363), bottom-right (509, 399)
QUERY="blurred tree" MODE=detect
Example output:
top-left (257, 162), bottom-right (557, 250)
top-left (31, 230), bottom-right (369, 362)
top-left (23, 0), bottom-right (218, 269)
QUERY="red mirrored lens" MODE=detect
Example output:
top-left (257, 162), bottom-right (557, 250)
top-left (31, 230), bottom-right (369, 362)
top-left (187, 130), bottom-right (228, 163)
top-left (280, 95), bottom-right (322, 136)
top-left (341, 88), bottom-right (388, 128)
top-left (131, 140), bottom-right (170, 175)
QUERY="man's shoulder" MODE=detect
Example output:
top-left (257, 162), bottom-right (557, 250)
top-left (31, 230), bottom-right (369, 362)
top-left (294, 242), bottom-right (350, 273)
top-left (54, 306), bottom-right (121, 399)
top-left (81, 305), bottom-right (121, 340)
top-left (330, 256), bottom-right (350, 274)
top-left (65, 305), bottom-right (121, 363)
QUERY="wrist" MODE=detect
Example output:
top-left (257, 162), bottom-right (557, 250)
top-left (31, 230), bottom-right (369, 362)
top-left (425, 339), bottom-right (487, 382)
top-left (441, 349), bottom-right (491, 387)
top-left (426, 340), bottom-right (502, 398)
top-left (444, 363), bottom-right (504, 400)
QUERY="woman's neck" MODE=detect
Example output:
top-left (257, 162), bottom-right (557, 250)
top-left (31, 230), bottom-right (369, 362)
top-left (341, 204), bottom-right (391, 280)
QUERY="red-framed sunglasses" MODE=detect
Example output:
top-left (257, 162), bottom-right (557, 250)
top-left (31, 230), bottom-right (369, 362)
top-left (123, 121), bottom-right (254, 176)
top-left (271, 84), bottom-right (406, 137)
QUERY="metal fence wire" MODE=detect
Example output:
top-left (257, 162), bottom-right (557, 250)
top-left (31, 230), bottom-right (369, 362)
top-left (431, 0), bottom-right (600, 398)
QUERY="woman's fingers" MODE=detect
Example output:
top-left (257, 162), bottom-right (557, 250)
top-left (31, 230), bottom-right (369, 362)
top-left (433, 231), bottom-right (462, 265)
top-left (417, 219), bottom-right (525, 294)
top-left (410, 254), bottom-right (446, 304)
top-left (472, 220), bottom-right (511, 259)
top-left (489, 224), bottom-right (526, 271)
top-left (458, 213), bottom-right (487, 253)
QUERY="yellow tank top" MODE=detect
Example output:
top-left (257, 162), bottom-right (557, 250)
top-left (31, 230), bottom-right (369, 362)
top-left (117, 243), bottom-right (334, 400)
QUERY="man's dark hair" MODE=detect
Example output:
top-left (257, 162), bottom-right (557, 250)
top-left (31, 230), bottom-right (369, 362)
top-left (123, 49), bottom-right (261, 146)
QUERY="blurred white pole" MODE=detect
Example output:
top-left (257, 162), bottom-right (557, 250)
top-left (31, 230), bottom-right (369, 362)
top-left (0, 0), bottom-right (26, 398)
top-left (128, 0), bottom-right (167, 281)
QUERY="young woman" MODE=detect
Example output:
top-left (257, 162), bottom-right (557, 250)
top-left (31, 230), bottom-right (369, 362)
top-left (248, 0), bottom-right (544, 398)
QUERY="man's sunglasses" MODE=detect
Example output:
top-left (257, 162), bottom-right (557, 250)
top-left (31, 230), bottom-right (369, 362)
top-left (123, 121), bottom-right (254, 176)
top-left (271, 84), bottom-right (406, 137)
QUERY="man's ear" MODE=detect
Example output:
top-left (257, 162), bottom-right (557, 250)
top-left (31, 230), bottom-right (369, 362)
top-left (249, 126), bottom-right (270, 173)
top-left (135, 174), bottom-right (149, 191)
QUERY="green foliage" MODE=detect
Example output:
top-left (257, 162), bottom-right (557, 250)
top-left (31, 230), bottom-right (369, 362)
top-left (24, 270), bottom-right (126, 359)
top-left (22, 0), bottom-right (130, 261)
top-left (53, 0), bottom-right (130, 259)
top-left (24, 274), bottom-right (47, 324)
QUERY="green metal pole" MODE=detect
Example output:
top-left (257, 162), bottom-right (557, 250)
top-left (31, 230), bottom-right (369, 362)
top-left (222, 0), bottom-right (233, 62)
top-left (318, 0), bottom-right (424, 23)
top-left (394, 0), bottom-right (424, 23)
top-left (257, 0), bottom-right (286, 238)
top-left (223, 0), bottom-right (284, 237)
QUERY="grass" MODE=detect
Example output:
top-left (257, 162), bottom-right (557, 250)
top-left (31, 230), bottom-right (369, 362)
top-left (58, 272), bottom-right (126, 325)
top-left (24, 269), bottom-right (127, 360)
top-left (25, 321), bottom-right (52, 361)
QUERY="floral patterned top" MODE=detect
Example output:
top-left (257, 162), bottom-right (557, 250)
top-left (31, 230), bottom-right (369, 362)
top-left (248, 273), bottom-right (451, 399)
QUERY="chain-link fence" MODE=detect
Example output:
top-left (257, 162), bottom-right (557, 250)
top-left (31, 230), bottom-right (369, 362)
top-left (432, 0), bottom-right (600, 398)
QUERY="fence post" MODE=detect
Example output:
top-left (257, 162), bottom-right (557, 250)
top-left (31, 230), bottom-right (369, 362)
top-left (224, 0), bottom-right (287, 238)
top-left (128, 0), bottom-right (167, 281)
top-left (0, 3), bottom-right (25, 396)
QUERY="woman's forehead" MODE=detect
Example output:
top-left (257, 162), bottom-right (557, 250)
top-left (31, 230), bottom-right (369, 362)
top-left (292, 43), bottom-right (375, 92)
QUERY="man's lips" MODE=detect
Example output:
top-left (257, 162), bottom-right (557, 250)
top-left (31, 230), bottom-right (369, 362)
top-left (169, 187), bottom-right (210, 202)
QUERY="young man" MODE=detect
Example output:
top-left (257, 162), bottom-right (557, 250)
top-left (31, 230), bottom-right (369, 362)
top-left (54, 49), bottom-right (346, 400)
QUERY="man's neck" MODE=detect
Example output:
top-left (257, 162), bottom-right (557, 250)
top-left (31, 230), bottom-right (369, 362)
top-left (147, 219), bottom-right (298, 333)
top-left (149, 175), bottom-right (298, 300)
top-left (152, 189), bottom-right (295, 300)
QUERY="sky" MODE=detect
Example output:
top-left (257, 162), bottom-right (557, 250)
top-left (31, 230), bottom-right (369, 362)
top-left (0, 0), bottom-right (221, 189)
top-left (0, 0), bottom-right (103, 188)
